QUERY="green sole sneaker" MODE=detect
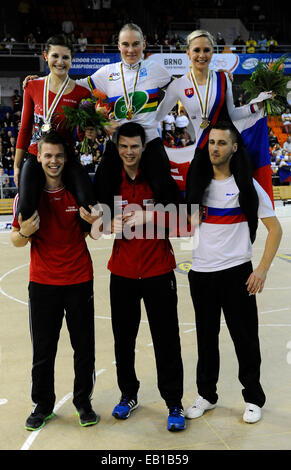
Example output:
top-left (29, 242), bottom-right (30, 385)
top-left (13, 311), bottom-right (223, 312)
top-left (25, 411), bottom-right (55, 431)
top-left (76, 409), bottom-right (100, 427)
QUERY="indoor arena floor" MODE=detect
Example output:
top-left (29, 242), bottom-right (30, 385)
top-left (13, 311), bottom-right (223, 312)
top-left (0, 201), bottom-right (291, 452)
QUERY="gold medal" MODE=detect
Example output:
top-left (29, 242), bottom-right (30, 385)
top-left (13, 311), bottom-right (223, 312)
top-left (126, 108), bottom-right (134, 120)
top-left (190, 69), bottom-right (212, 130)
top-left (120, 62), bottom-right (141, 121)
top-left (200, 118), bottom-right (210, 129)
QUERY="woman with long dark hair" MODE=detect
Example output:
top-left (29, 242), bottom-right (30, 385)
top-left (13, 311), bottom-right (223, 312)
top-left (15, 34), bottom-right (95, 225)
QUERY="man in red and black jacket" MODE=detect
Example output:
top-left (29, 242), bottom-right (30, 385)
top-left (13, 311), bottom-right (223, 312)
top-left (11, 131), bottom-right (98, 431)
top-left (87, 122), bottom-right (186, 431)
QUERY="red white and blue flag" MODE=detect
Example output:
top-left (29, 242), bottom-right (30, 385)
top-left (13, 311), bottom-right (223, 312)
top-left (165, 71), bottom-right (273, 206)
top-left (233, 109), bottom-right (274, 207)
top-left (201, 206), bottom-right (247, 224)
top-left (278, 162), bottom-right (291, 184)
top-left (184, 87), bottom-right (194, 98)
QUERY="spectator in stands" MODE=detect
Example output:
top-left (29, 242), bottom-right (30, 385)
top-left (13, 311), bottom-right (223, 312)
top-left (174, 112), bottom-right (193, 147)
top-left (233, 34), bottom-right (245, 53)
top-left (0, 166), bottom-right (10, 198)
top-left (34, 26), bottom-right (45, 44)
top-left (1, 111), bottom-right (15, 129)
top-left (93, 148), bottom-right (102, 170)
top-left (62, 19), bottom-right (74, 39)
top-left (76, 125), bottom-right (105, 167)
top-left (2, 147), bottom-right (15, 175)
top-left (283, 135), bottom-right (291, 153)
top-left (27, 33), bottom-right (37, 52)
top-left (281, 107), bottom-right (291, 134)
top-left (271, 142), bottom-right (282, 159)
top-left (267, 35), bottom-right (278, 53)
top-left (268, 128), bottom-right (279, 147)
top-left (9, 135), bottom-right (16, 149)
top-left (109, 33), bottom-right (118, 45)
top-left (2, 33), bottom-right (16, 51)
top-left (153, 33), bottom-right (161, 47)
top-left (246, 36), bottom-right (257, 53)
top-left (235, 92), bottom-right (246, 107)
top-left (176, 129), bottom-right (193, 147)
top-left (216, 32), bottom-right (225, 52)
top-left (3, 131), bottom-right (16, 154)
top-left (257, 33), bottom-right (267, 52)
top-left (80, 150), bottom-right (94, 173)
top-left (77, 32), bottom-right (88, 52)
top-left (163, 131), bottom-right (176, 148)
top-left (172, 33), bottom-right (183, 51)
top-left (175, 114), bottom-right (189, 131)
top-left (162, 112), bottom-right (176, 134)
top-left (162, 34), bottom-right (171, 51)
top-left (11, 90), bottom-right (23, 116)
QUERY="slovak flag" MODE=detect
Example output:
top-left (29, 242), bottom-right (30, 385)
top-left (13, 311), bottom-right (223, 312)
top-left (165, 102), bottom-right (274, 206)
top-left (184, 88), bottom-right (194, 98)
top-left (233, 104), bottom-right (274, 207)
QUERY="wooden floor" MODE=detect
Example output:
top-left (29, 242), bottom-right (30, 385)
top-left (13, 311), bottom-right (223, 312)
top-left (0, 202), bottom-right (291, 452)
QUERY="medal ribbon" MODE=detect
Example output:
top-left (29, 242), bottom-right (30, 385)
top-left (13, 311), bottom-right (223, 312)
top-left (43, 74), bottom-right (70, 124)
top-left (190, 68), bottom-right (211, 121)
top-left (120, 63), bottom-right (141, 117)
top-left (197, 72), bottom-right (226, 149)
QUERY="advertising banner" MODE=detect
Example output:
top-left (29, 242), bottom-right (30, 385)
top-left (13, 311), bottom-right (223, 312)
top-left (70, 53), bottom-right (121, 75)
top-left (69, 52), bottom-right (290, 77)
top-left (147, 53), bottom-right (291, 76)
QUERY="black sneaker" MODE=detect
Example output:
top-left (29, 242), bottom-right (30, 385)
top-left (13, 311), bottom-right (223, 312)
top-left (76, 406), bottom-right (100, 427)
top-left (112, 396), bottom-right (139, 419)
top-left (25, 409), bottom-right (54, 431)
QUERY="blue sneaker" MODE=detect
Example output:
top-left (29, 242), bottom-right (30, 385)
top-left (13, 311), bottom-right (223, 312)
top-left (112, 396), bottom-right (138, 419)
top-left (167, 406), bottom-right (186, 431)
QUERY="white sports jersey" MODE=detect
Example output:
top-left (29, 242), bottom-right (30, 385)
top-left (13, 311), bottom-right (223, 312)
top-left (156, 71), bottom-right (258, 149)
top-left (192, 176), bottom-right (275, 272)
top-left (76, 59), bottom-right (171, 143)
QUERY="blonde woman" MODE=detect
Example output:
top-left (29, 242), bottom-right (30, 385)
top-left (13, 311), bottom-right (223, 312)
top-left (156, 29), bottom-right (272, 150)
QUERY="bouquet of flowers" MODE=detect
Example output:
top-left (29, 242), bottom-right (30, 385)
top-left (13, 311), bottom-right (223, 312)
top-left (62, 89), bottom-right (119, 153)
top-left (62, 89), bottom-right (118, 134)
top-left (242, 55), bottom-right (290, 116)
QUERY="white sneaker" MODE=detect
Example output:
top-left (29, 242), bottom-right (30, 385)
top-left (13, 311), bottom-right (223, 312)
top-left (185, 395), bottom-right (216, 419)
top-left (243, 403), bottom-right (262, 423)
